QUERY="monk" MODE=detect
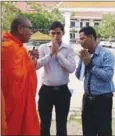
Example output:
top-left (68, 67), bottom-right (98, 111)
top-left (2, 92), bottom-right (8, 135)
top-left (1, 15), bottom-right (40, 135)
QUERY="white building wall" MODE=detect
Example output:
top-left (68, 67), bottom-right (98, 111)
top-left (60, 7), bottom-right (115, 42)
top-left (62, 12), bottom-right (71, 44)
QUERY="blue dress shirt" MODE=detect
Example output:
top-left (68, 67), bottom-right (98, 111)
top-left (75, 45), bottom-right (115, 95)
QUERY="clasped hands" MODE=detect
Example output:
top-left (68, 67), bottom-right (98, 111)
top-left (79, 49), bottom-right (91, 66)
top-left (50, 40), bottom-right (59, 56)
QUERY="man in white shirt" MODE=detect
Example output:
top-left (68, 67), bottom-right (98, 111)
top-left (36, 21), bottom-right (76, 136)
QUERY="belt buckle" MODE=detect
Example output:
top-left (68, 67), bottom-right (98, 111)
top-left (88, 95), bottom-right (95, 100)
top-left (53, 86), bottom-right (60, 91)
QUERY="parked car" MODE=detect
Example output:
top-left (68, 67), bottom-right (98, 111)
top-left (99, 41), bottom-right (112, 48)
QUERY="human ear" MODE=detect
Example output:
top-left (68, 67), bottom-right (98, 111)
top-left (18, 25), bottom-right (24, 34)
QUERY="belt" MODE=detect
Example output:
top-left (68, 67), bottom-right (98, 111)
top-left (84, 92), bottom-right (113, 100)
top-left (42, 84), bottom-right (67, 91)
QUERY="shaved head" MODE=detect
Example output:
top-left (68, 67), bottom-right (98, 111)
top-left (10, 15), bottom-right (33, 43)
top-left (10, 15), bottom-right (29, 33)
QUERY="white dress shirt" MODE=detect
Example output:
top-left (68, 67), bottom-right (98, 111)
top-left (79, 54), bottom-right (94, 81)
top-left (79, 61), bottom-right (85, 81)
top-left (36, 42), bottom-right (76, 86)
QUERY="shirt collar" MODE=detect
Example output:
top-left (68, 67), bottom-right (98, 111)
top-left (94, 45), bottom-right (101, 55)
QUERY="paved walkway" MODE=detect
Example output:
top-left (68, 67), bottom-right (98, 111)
top-left (50, 118), bottom-right (115, 135)
top-left (51, 120), bottom-right (82, 135)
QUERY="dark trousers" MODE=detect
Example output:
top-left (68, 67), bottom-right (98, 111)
top-left (38, 84), bottom-right (71, 136)
top-left (82, 94), bottom-right (113, 136)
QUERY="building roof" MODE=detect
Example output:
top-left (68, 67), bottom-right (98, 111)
top-left (15, 1), bottom-right (115, 12)
top-left (37, 2), bottom-right (60, 8)
top-left (60, 2), bottom-right (115, 8)
top-left (71, 12), bottom-right (103, 19)
top-left (15, 1), bottom-right (115, 19)
top-left (15, 2), bottom-right (33, 12)
top-left (15, 2), bottom-right (60, 12)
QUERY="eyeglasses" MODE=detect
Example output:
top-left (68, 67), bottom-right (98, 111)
top-left (22, 25), bottom-right (33, 30)
top-left (50, 32), bottom-right (61, 35)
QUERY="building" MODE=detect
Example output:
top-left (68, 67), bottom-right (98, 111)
top-left (15, 1), bottom-right (115, 43)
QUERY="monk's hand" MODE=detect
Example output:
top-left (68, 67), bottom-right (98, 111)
top-left (50, 40), bottom-right (59, 56)
top-left (31, 59), bottom-right (37, 68)
top-left (79, 49), bottom-right (91, 65)
top-left (29, 48), bottom-right (39, 59)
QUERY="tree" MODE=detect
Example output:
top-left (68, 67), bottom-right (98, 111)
top-left (95, 13), bottom-right (115, 39)
top-left (1, 2), bottom-right (64, 33)
top-left (1, 2), bottom-right (21, 31)
top-left (23, 2), bottom-right (64, 33)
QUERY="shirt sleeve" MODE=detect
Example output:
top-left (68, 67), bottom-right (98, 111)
top-left (75, 59), bottom-right (82, 79)
top-left (91, 51), bottom-right (115, 82)
top-left (36, 45), bottom-right (51, 69)
top-left (56, 47), bottom-right (76, 73)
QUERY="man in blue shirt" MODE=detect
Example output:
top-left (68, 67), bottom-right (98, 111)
top-left (75, 26), bottom-right (115, 136)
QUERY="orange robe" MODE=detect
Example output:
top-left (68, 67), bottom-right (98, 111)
top-left (2, 92), bottom-right (8, 135)
top-left (1, 32), bottom-right (40, 135)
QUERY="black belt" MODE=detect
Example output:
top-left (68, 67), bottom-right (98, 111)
top-left (42, 84), bottom-right (67, 91)
top-left (84, 92), bottom-right (113, 100)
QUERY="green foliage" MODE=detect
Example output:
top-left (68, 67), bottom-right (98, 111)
top-left (94, 13), bottom-right (115, 39)
top-left (1, 2), bottom-right (63, 33)
top-left (23, 2), bottom-right (64, 33)
top-left (1, 2), bottom-right (21, 31)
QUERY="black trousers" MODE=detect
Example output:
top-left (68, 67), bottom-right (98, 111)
top-left (38, 84), bottom-right (71, 136)
top-left (82, 94), bottom-right (113, 136)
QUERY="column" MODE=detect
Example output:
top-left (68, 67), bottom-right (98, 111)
top-left (83, 21), bottom-right (86, 27)
top-left (62, 12), bottom-right (71, 44)
top-left (78, 19), bottom-right (81, 28)
top-left (90, 19), bottom-right (94, 27)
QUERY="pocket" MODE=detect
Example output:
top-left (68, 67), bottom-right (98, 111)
top-left (66, 86), bottom-right (72, 97)
top-left (38, 85), bottom-right (45, 96)
top-left (82, 94), bottom-right (86, 111)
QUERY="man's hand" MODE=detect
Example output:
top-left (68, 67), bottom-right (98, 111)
top-left (79, 49), bottom-right (91, 65)
top-left (50, 40), bottom-right (59, 56)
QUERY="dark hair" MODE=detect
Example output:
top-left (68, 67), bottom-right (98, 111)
top-left (49, 21), bottom-right (64, 32)
top-left (79, 26), bottom-right (97, 40)
top-left (10, 15), bottom-right (28, 33)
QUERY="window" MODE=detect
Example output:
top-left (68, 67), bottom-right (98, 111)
top-left (73, 33), bottom-right (75, 39)
top-left (70, 33), bottom-right (76, 39)
top-left (80, 22), bottom-right (83, 28)
top-left (71, 21), bottom-right (75, 27)
top-left (94, 22), bottom-right (99, 26)
top-left (70, 33), bottom-right (72, 39)
top-left (86, 22), bottom-right (89, 27)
